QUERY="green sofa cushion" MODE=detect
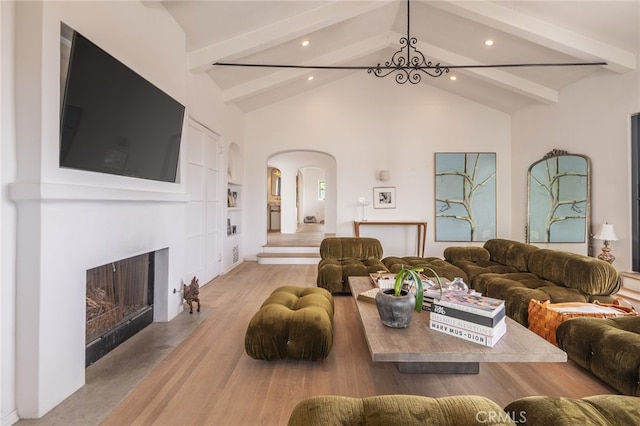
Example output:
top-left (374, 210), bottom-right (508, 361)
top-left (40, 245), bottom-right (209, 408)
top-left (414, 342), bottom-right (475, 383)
top-left (288, 395), bottom-right (515, 426)
top-left (527, 249), bottom-right (621, 295)
top-left (483, 238), bottom-right (538, 272)
top-left (443, 246), bottom-right (491, 263)
top-left (320, 237), bottom-right (384, 260)
top-left (317, 237), bottom-right (388, 293)
top-left (504, 395), bottom-right (640, 425)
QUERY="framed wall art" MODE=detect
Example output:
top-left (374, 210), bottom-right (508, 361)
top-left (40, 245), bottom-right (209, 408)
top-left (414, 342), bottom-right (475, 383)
top-left (373, 187), bottom-right (396, 209)
top-left (435, 153), bottom-right (496, 242)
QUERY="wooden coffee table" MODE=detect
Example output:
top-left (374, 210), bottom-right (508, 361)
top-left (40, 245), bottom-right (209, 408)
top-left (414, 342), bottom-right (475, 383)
top-left (349, 277), bottom-right (567, 374)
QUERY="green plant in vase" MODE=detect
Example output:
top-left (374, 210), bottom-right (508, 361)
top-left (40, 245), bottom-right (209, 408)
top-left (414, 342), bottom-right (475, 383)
top-left (375, 265), bottom-right (443, 328)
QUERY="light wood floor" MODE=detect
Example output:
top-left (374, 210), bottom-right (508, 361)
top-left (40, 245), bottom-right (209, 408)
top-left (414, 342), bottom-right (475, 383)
top-left (103, 262), bottom-right (617, 426)
top-left (265, 223), bottom-right (328, 247)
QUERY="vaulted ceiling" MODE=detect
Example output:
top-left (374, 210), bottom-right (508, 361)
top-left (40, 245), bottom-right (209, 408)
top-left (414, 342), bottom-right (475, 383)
top-left (160, 1), bottom-right (639, 113)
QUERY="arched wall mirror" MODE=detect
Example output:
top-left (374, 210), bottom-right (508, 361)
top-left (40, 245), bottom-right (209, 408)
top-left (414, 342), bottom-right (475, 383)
top-left (271, 168), bottom-right (281, 196)
top-left (527, 150), bottom-right (590, 244)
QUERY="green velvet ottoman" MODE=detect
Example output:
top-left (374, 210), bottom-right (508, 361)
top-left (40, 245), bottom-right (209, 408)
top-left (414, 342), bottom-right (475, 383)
top-left (244, 286), bottom-right (334, 361)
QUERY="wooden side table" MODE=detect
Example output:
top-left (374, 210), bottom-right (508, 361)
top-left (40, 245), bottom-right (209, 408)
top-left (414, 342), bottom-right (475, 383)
top-left (353, 221), bottom-right (427, 257)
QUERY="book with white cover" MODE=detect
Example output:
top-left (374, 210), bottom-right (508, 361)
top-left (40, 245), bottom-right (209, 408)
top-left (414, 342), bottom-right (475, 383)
top-left (430, 312), bottom-right (506, 336)
top-left (429, 299), bottom-right (506, 327)
top-left (430, 302), bottom-right (506, 327)
top-left (429, 319), bottom-right (507, 347)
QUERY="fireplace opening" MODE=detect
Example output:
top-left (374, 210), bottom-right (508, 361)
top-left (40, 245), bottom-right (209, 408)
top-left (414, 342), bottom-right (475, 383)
top-left (85, 251), bottom-right (155, 366)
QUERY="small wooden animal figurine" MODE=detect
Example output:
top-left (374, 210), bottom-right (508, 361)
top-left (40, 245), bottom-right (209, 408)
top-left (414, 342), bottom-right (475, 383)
top-left (183, 276), bottom-right (200, 314)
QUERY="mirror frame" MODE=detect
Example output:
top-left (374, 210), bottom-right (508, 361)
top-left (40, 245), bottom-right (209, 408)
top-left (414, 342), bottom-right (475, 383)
top-left (527, 149), bottom-right (591, 244)
top-left (271, 168), bottom-right (281, 196)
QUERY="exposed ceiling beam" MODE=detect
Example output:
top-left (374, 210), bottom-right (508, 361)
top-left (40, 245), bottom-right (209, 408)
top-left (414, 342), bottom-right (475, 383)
top-left (222, 33), bottom-right (392, 104)
top-left (188, 0), bottom-right (395, 73)
top-left (428, 0), bottom-right (636, 74)
top-left (399, 33), bottom-right (558, 104)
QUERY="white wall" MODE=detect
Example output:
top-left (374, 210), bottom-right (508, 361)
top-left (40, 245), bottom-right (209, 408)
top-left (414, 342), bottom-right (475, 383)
top-left (512, 69), bottom-right (640, 271)
top-left (245, 74), bottom-right (512, 259)
top-left (2, 1), bottom-right (243, 421)
top-left (301, 167), bottom-right (325, 223)
top-left (1, 1), bottom-right (17, 423)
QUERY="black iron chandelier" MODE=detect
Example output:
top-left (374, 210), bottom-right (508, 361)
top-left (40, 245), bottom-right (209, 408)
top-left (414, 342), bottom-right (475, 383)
top-left (213, 0), bottom-right (607, 85)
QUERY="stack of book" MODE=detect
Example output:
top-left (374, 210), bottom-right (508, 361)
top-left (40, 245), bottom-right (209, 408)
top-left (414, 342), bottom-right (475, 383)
top-left (429, 293), bottom-right (506, 347)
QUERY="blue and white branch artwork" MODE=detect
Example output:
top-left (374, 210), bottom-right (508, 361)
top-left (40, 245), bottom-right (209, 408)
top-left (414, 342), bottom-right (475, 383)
top-left (435, 153), bottom-right (496, 242)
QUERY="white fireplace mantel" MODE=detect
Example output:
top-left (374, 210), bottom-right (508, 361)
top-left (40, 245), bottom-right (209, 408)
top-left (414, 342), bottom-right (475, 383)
top-left (11, 180), bottom-right (188, 418)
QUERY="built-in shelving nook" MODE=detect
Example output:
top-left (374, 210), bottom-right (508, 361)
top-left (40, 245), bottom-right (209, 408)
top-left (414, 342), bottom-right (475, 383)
top-left (226, 142), bottom-right (242, 271)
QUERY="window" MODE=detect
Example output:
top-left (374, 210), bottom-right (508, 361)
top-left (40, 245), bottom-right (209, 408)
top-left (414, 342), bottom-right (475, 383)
top-left (318, 180), bottom-right (326, 200)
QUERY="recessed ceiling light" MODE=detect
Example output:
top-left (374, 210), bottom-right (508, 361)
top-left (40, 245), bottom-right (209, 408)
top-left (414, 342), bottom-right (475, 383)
top-left (484, 39), bottom-right (494, 46)
top-left (450, 76), bottom-right (457, 81)
top-left (301, 40), bottom-right (310, 47)
top-left (307, 76), bottom-right (314, 81)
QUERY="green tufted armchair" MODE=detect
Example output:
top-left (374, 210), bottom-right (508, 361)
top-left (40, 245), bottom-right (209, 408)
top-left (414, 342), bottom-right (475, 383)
top-left (316, 237), bottom-right (389, 294)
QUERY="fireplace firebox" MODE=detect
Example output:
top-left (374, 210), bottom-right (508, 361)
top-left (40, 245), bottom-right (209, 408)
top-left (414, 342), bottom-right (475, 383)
top-left (85, 252), bottom-right (154, 366)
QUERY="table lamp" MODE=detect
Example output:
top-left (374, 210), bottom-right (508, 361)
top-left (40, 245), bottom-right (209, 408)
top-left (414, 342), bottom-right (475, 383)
top-left (358, 197), bottom-right (370, 221)
top-left (594, 223), bottom-right (618, 264)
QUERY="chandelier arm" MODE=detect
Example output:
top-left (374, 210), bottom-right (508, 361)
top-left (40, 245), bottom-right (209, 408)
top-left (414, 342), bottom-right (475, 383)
top-left (445, 62), bottom-right (608, 69)
top-left (215, 62), bottom-right (383, 70)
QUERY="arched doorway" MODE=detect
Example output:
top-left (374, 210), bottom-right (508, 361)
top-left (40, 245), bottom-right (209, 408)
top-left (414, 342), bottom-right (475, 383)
top-left (266, 151), bottom-right (336, 245)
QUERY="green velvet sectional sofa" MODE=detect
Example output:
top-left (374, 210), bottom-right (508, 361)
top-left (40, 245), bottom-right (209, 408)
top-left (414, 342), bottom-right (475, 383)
top-left (442, 238), bottom-right (640, 397)
top-left (288, 394), bottom-right (640, 426)
top-left (316, 237), bottom-right (472, 294)
top-left (557, 316), bottom-right (640, 397)
top-left (443, 238), bottom-right (621, 327)
top-left (315, 237), bottom-right (639, 399)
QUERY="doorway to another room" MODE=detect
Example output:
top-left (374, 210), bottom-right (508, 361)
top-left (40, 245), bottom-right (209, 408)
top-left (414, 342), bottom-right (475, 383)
top-left (261, 151), bottom-right (336, 263)
top-left (266, 165), bottom-right (327, 247)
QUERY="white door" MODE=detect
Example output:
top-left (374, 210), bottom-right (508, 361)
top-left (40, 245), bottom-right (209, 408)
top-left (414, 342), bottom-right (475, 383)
top-left (185, 119), bottom-right (222, 285)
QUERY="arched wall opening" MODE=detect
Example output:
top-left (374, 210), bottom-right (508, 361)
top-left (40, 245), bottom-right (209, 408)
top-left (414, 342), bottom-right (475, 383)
top-left (267, 151), bottom-right (337, 235)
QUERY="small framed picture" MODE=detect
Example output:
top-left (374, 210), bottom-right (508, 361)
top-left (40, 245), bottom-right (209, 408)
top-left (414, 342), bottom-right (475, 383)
top-left (373, 187), bottom-right (396, 209)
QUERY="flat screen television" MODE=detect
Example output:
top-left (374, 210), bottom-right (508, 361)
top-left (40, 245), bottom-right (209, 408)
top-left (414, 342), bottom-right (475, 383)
top-left (60, 30), bottom-right (185, 183)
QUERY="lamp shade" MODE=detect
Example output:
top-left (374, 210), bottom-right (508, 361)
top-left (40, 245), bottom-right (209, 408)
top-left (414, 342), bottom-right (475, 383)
top-left (595, 223), bottom-right (619, 241)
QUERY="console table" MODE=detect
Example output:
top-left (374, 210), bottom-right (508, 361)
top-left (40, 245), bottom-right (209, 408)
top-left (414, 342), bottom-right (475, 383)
top-left (353, 221), bottom-right (427, 257)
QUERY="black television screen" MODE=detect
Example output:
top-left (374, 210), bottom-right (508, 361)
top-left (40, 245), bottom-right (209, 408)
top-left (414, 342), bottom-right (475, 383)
top-left (60, 31), bottom-right (185, 183)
